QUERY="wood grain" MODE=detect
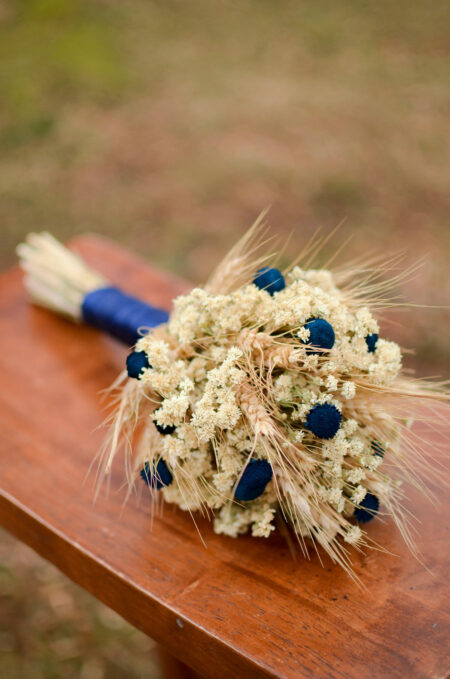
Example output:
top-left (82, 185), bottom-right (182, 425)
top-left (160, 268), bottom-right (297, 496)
top-left (0, 235), bottom-right (448, 679)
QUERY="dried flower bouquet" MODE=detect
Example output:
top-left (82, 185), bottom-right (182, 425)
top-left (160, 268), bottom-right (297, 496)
top-left (18, 218), bottom-right (449, 576)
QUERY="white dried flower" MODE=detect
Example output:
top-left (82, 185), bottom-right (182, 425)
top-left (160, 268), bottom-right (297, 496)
top-left (344, 526), bottom-right (363, 545)
top-left (352, 485), bottom-right (367, 504)
top-left (297, 326), bottom-right (310, 342)
top-left (345, 468), bottom-right (366, 484)
top-left (326, 375), bottom-right (338, 392)
top-left (341, 381), bottom-right (356, 400)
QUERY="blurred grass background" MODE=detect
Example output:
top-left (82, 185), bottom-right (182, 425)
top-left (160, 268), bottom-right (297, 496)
top-left (0, 0), bottom-right (449, 676)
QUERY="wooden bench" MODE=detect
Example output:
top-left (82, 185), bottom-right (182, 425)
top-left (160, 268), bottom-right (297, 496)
top-left (0, 235), bottom-right (448, 679)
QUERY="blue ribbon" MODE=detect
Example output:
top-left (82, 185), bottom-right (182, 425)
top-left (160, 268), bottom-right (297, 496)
top-left (81, 286), bottom-right (169, 346)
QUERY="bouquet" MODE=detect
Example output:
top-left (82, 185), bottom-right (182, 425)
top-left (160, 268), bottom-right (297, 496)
top-left (17, 218), bottom-right (449, 576)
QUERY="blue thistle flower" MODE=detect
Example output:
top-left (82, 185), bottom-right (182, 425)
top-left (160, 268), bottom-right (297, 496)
top-left (234, 459), bottom-right (273, 501)
top-left (253, 267), bottom-right (286, 295)
top-left (354, 492), bottom-right (379, 523)
top-left (126, 350), bottom-right (150, 379)
top-left (140, 459), bottom-right (173, 490)
top-left (306, 403), bottom-right (341, 439)
top-left (365, 333), bottom-right (378, 353)
top-left (303, 318), bottom-right (335, 354)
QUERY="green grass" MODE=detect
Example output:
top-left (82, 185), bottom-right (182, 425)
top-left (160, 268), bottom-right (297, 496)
top-left (0, 0), bottom-right (449, 675)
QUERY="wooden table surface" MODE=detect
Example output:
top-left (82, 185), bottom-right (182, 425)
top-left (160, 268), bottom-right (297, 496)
top-left (0, 235), bottom-right (448, 679)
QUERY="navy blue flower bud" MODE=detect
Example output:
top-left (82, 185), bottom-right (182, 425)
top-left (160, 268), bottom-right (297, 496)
top-left (126, 350), bottom-right (150, 379)
top-left (306, 403), bottom-right (341, 439)
top-left (253, 267), bottom-right (286, 295)
top-left (154, 422), bottom-right (177, 435)
top-left (354, 492), bottom-right (379, 523)
top-left (303, 318), bottom-right (335, 354)
top-left (365, 333), bottom-right (378, 353)
top-left (234, 459), bottom-right (273, 501)
top-left (371, 441), bottom-right (385, 457)
top-left (140, 459), bottom-right (173, 490)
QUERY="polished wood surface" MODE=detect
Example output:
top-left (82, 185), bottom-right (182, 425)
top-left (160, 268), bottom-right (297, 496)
top-left (0, 235), bottom-right (448, 679)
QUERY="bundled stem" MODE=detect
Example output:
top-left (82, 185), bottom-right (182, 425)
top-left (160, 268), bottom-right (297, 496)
top-left (17, 232), bottom-right (106, 321)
